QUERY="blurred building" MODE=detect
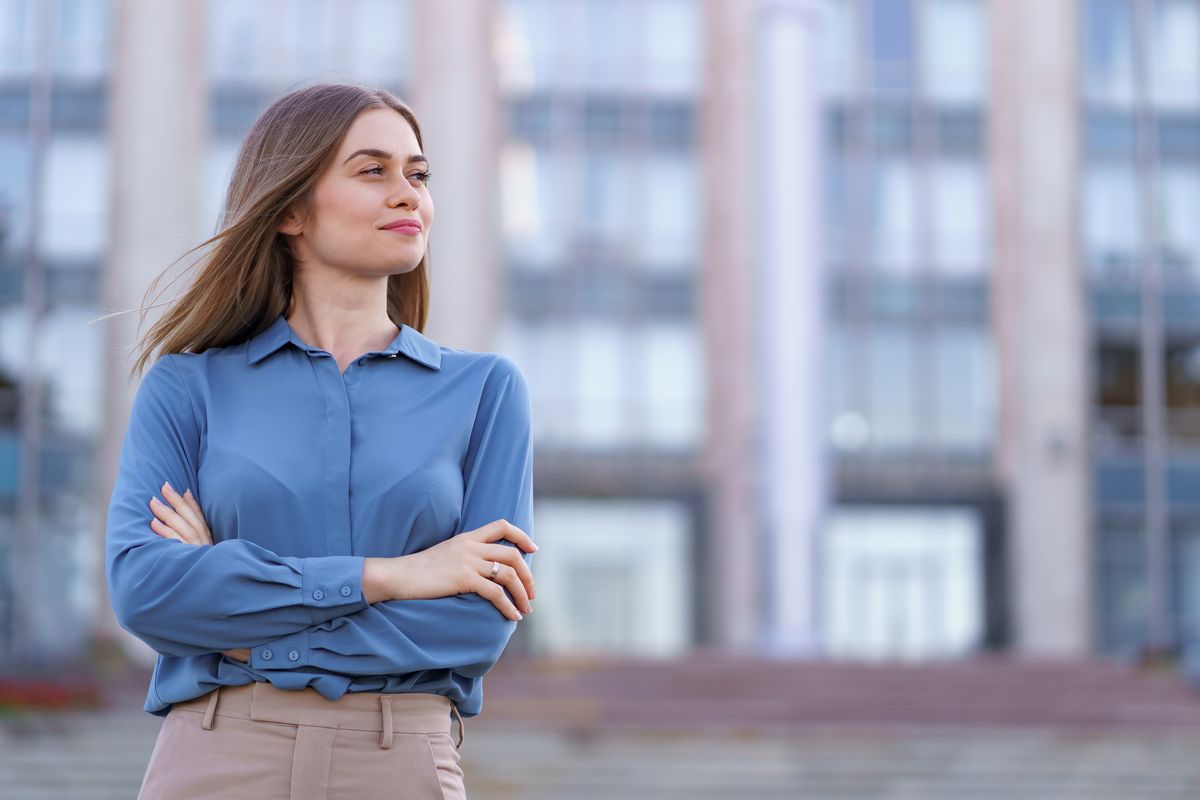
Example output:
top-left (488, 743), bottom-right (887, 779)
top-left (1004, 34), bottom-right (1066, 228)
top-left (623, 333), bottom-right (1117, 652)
top-left (0, 0), bottom-right (1189, 669)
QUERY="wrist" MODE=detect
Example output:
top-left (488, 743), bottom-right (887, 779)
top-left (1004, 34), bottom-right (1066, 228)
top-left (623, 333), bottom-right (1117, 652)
top-left (362, 556), bottom-right (409, 603)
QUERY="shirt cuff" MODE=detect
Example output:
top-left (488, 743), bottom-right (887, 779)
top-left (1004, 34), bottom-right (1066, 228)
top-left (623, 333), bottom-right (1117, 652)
top-left (249, 628), bottom-right (310, 670)
top-left (301, 555), bottom-right (368, 624)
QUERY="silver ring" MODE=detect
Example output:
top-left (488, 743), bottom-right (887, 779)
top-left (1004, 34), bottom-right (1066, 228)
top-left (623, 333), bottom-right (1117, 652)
top-left (489, 560), bottom-right (500, 578)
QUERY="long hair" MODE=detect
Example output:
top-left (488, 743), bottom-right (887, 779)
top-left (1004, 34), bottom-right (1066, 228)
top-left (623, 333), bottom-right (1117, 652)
top-left (124, 82), bottom-right (431, 379)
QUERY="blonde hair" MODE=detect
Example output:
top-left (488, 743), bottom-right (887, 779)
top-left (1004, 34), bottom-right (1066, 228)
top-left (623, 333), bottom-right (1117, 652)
top-left (125, 82), bottom-right (431, 379)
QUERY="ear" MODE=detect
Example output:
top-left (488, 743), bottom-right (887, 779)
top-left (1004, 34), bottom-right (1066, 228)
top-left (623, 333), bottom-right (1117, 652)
top-left (277, 205), bottom-right (304, 236)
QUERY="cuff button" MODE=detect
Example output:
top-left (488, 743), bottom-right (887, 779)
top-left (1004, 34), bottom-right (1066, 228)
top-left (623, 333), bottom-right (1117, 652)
top-left (340, 585), bottom-right (352, 597)
top-left (312, 589), bottom-right (325, 601)
top-left (288, 650), bottom-right (299, 661)
top-left (262, 649), bottom-right (273, 661)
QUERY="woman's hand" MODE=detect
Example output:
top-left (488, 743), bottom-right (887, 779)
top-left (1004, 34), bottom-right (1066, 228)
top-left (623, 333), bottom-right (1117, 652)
top-left (148, 481), bottom-right (213, 546)
top-left (387, 519), bottom-right (538, 621)
top-left (148, 482), bottom-right (244, 663)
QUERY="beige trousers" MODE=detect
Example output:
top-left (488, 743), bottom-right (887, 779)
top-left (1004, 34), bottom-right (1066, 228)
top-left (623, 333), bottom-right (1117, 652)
top-left (137, 681), bottom-right (467, 800)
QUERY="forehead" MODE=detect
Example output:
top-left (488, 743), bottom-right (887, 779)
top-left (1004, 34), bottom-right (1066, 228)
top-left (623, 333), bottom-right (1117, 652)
top-left (337, 108), bottom-right (419, 155)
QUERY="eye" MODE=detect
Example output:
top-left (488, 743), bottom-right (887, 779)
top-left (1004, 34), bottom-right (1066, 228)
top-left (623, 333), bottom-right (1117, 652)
top-left (361, 165), bottom-right (385, 176)
top-left (410, 170), bottom-right (432, 184)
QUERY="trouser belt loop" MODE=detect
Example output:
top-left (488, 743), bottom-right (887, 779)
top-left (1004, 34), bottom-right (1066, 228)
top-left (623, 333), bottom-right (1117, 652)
top-left (201, 686), bottom-right (221, 731)
top-left (379, 695), bottom-right (394, 749)
top-left (450, 701), bottom-right (465, 749)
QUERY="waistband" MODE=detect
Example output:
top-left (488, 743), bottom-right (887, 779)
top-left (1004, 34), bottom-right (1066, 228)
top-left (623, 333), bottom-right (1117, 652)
top-left (171, 682), bottom-right (465, 750)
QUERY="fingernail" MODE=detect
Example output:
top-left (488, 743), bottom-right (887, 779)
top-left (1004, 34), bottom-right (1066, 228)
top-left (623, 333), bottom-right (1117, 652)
top-left (163, 481), bottom-right (172, 493)
top-left (531, 543), bottom-right (539, 551)
top-left (515, 611), bottom-right (523, 620)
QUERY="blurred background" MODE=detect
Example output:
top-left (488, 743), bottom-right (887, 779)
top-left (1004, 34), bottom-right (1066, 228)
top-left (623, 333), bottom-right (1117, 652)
top-left (4, 0), bottom-right (1200, 797)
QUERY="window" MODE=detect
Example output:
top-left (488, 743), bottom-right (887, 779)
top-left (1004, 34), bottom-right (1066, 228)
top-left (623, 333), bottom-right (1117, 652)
top-left (1158, 164), bottom-right (1200, 283)
top-left (870, 0), bottom-right (913, 95)
top-left (1084, 0), bottom-right (1135, 105)
top-left (1151, 0), bottom-right (1200, 109)
top-left (1084, 162), bottom-right (1141, 281)
top-left (935, 325), bottom-right (994, 451)
top-left (922, 0), bottom-right (986, 103)
top-left (931, 158), bottom-right (988, 274)
top-left (40, 135), bottom-right (107, 260)
top-left (526, 497), bottom-right (693, 656)
top-left (500, 140), bottom-right (568, 269)
top-left (822, 505), bottom-right (985, 659)
top-left (869, 158), bottom-right (917, 274)
top-left (636, 151), bottom-right (698, 272)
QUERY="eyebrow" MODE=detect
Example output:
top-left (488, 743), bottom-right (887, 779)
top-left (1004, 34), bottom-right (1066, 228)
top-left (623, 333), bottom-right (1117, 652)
top-left (342, 148), bottom-right (428, 166)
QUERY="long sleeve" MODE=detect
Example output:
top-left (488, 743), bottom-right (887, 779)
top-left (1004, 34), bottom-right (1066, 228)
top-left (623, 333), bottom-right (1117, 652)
top-left (246, 355), bottom-right (534, 679)
top-left (105, 356), bottom-right (369, 657)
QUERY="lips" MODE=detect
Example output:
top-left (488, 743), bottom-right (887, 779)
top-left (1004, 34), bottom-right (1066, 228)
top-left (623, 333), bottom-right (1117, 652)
top-left (382, 220), bottom-right (422, 233)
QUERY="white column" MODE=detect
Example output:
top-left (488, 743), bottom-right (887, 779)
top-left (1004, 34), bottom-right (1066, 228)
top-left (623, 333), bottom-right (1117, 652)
top-left (97, 0), bottom-right (208, 659)
top-left (756, 0), bottom-right (828, 655)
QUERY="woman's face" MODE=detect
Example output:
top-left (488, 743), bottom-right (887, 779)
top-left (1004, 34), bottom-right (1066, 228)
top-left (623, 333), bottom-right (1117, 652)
top-left (279, 107), bottom-right (434, 278)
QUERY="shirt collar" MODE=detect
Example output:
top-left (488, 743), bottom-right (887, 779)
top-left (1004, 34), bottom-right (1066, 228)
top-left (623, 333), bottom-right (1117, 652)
top-left (246, 313), bottom-right (442, 371)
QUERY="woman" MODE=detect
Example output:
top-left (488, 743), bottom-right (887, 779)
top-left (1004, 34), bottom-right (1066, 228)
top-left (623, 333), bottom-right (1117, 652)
top-left (105, 82), bottom-right (537, 800)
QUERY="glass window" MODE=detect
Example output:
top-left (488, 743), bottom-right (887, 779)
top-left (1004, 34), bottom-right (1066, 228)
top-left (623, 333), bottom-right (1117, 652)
top-left (581, 148), bottom-right (629, 248)
top-left (869, 324), bottom-right (916, 450)
top-left (500, 140), bottom-right (569, 269)
top-left (820, 0), bottom-right (854, 99)
top-left (40, 135), bottom-right (107, 260)
top-left (208, 0), bottom-right (270, 83)
top-left (527, 497), bottom-right (693, 656)
top-left (1084, 0), bottom-right (1135, 105)
top-left (638, 321), bottom-right (703, 449)
top-left (0, 132), bottom-right (31, 255)
top-left (1084, 162), bottom-right (1141, 280)
top-left (935, 325), bottom-right (994, 451)
top-left (345, 0), bottom-right (410, 81)
top-left (1158, 164), bottom-right (1200, 283)
top-left (496, 318), bottom-right (575, 448)
top-left (54, 0), bottom-right (109, 79)
top-left (576, 320), bottom-right (627, 447)
top-left (822, 505), bottom-right (984, 659)
top-left (636, 151), bottom-right (698, 272)
top-left (580, 0), bottom-right (628, 93)
top-left (931, 159), bottom-right (987, 274)
top-left (922, 0), bottom-right (986, 103)
top-left (870, 158), bottom-right (917, 274)
top-left (1151, 0), bottom-right (1200, 109)
top-left (870, 0), bottom-right (912, 95)
top-left (641, 0), bottom-right (701, 97)
top-left (497, 0), bottom-right (560, 93)
top-left (0, 0), bottom-right (33, 77)
top-left (289, 0), bottom-right (338, 78)
top-left (37, 305), bottom-right (101, 435)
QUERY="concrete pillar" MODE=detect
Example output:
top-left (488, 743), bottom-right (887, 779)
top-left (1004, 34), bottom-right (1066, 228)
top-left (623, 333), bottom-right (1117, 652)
top-left (700, 0), bottom-right (761, 649)
top-left (97, 0), bottom-right (208, 659)
top-left (990, 0), bottom-right (1092, 655)
top-left (411, 0), bottom-right (500, 351)
top-left (754, 0), bottom-right (827, 655)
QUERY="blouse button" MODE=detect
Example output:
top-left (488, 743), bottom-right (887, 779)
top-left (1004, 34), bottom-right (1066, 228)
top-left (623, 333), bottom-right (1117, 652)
top-left (288, 650), bottom-right (299, 662)
top-left (262, 649), bottom-right (273, 661)
top-left (340, 585), bottom-right (352, 597)
top-left (357, 357), bottom-right (367, 366)
top-left (312, 589), bottom-right (325, 601)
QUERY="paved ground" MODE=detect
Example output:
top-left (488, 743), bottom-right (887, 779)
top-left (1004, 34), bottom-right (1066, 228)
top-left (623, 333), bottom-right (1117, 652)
top-left (2, 653), bottom-right (1199, 798)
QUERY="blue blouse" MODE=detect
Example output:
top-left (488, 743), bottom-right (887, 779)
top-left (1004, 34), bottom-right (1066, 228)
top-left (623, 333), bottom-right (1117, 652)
top-left (104, 312), bottom-right (534, 718)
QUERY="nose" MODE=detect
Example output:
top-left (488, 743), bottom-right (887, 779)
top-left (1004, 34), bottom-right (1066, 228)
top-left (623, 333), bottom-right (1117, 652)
top-left (386, 179), bottom-right (421, 209)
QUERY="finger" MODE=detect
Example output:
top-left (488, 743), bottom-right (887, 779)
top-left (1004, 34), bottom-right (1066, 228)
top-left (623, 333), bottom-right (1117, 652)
top-left (150, 517), bottom-right (186, 544)
top-left (477, 519), bottom-right (538, 554)
top-left (149, 497), bottom-right (199, 545)
top-left (471, 576), bottom-right (523, 621)
top-left (481, 542), bottom-right (535, 603)
top-left (162, 482), bottom-right (206, 534)
top-left (182, 488), bottom-right (206, 521)
top-left (479, 557), bottom-right (531, 615)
